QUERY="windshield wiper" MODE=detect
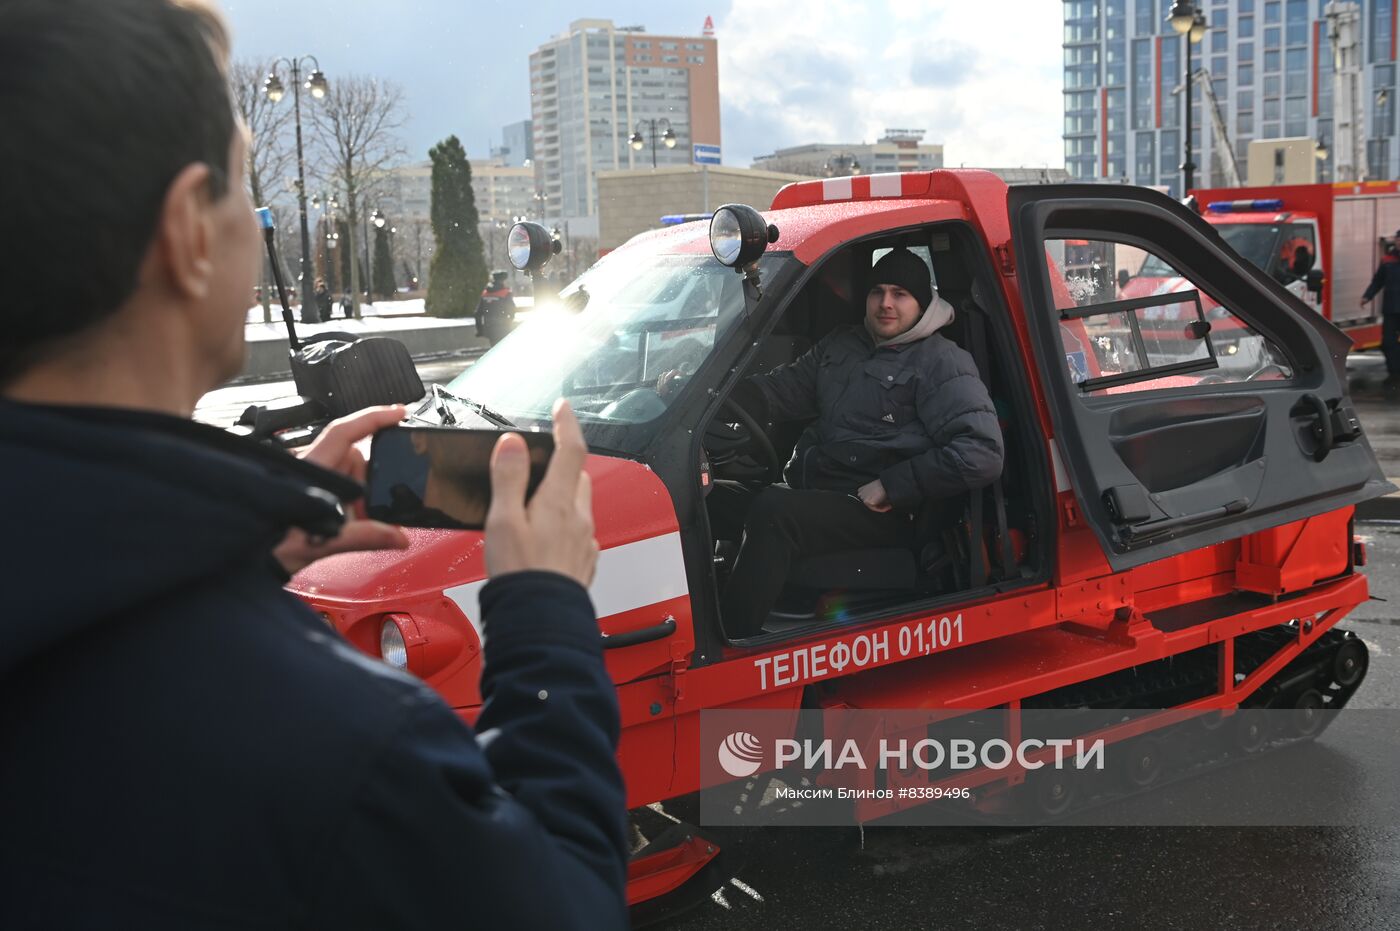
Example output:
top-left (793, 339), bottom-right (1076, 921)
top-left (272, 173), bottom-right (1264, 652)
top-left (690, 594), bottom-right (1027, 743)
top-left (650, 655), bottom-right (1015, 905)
top-left (430, 383), bottom-right (518, 429)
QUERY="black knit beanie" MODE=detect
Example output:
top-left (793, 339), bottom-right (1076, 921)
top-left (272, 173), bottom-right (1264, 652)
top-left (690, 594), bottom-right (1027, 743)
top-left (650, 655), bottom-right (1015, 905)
top-left (868, 248), bottom-right (933, 311)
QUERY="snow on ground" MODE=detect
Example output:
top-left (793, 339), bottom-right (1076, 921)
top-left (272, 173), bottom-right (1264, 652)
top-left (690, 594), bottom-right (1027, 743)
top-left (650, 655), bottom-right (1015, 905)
top-left (243, 297), bottom-right (536, 341)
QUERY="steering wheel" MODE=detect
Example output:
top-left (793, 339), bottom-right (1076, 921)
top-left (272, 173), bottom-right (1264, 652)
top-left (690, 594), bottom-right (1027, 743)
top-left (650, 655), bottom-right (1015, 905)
top-left (706, 395), bottom-right (783, 484)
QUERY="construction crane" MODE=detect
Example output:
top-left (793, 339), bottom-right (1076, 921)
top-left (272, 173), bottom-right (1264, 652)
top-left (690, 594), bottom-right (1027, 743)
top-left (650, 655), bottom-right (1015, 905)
top-left (1174, 68), bottom-right (1243, 187)
top-left (1325, 0), bottom-right (1365, 181)
top-left (1193, 68), bottom-right (1243, 187)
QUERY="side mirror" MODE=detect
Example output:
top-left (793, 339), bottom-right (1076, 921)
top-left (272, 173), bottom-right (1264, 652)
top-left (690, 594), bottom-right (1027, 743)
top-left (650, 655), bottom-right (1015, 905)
top-left (1306, 268), bottom-right (1325, 295)
top-left (1116, 268), bottom-right (1130, 292)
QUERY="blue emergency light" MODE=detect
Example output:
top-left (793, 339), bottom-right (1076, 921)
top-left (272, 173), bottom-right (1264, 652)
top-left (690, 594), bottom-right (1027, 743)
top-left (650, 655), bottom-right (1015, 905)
top-left (1204, 198), bottom-right (1285, 213)
top-left (660, 213), bottom-right (713, 225)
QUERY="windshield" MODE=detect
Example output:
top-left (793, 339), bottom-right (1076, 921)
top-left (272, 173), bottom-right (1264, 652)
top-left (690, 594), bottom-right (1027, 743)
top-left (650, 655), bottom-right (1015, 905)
top-left (443, 249), bottom-right (796, 450)
top-left (1140, 223), bottom-right (1280, 277)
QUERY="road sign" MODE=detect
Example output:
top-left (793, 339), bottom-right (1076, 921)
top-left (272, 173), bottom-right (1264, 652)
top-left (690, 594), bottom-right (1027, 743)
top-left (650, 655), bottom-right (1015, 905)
top-left (694, 144), bottom-right (721, 166)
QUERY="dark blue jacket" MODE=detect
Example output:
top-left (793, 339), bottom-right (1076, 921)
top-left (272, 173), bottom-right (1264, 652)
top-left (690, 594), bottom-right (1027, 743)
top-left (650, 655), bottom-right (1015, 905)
top-left (747, 324), bottom-right (1003, 509)
top-left (1363, 251), bottom-right (1400, 316)
top-left (0, 401), bottom-right (627, 929)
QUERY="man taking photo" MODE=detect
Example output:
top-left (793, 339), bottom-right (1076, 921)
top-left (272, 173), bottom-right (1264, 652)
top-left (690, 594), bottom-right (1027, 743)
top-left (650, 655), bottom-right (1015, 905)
top-left (0, 1), bottom-right (626, 927)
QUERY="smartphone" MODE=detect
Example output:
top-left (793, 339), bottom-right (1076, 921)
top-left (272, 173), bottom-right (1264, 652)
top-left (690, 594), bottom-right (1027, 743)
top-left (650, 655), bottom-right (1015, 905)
top-left (365, 426), bottom-right (553, 530)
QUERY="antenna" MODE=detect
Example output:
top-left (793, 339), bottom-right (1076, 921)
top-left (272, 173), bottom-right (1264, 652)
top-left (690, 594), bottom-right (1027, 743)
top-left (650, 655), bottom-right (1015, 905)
top-left (256, 207), bottom-right (302, 352)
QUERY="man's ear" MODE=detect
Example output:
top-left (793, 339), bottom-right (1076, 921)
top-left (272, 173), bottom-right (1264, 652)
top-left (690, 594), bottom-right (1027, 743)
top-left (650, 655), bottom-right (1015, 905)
top-left (154, 162), bottom-right (216, 302)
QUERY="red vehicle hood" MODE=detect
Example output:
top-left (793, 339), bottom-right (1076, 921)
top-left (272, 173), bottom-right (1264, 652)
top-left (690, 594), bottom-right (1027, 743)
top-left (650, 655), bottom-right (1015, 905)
top-left (289, 453), bottom-right (691, 706)
top-left (293, 453), bottom-right (680, 600)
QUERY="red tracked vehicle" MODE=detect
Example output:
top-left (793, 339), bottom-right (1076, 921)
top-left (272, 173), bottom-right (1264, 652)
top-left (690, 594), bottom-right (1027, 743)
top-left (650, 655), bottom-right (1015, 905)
top-left (289, 170), bottom-right (1391, 911)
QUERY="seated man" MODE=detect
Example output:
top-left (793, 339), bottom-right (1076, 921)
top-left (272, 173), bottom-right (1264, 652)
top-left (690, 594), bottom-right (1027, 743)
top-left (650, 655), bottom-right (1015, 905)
top-left (719, 248), bottom-right (1004, 639)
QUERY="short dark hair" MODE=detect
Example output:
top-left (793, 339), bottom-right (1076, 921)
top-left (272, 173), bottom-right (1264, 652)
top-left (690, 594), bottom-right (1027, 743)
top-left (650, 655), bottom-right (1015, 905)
top-left (0, 0), bottom-right (235, 382)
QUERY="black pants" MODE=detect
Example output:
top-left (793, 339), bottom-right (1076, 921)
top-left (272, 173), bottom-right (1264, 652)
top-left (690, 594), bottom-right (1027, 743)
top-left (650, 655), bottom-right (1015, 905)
top-left (1383, 313), bottom-right (1400, 378)
top-left (713, 485), bottom-right (913, 639)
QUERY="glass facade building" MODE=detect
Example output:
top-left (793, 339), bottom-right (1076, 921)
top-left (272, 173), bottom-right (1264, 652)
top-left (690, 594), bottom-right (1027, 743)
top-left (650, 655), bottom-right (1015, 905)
top-left (1065, 0), bottom-right (1400, 194)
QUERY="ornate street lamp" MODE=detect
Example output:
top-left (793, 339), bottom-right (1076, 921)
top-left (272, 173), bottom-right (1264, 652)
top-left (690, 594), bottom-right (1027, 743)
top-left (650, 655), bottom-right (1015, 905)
top-left (263, 55), bottom-right (329, 312)
top-left (1167, 3), bottom-right (1207, 194)
top-left (631, 118), bottom-right (677, 168)
top-left (824, 152), bottom-right (863, 177)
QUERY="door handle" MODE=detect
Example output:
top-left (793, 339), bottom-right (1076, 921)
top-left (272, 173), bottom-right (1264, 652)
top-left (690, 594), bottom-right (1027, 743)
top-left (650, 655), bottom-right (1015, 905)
top-left (1300, 394), bottom-right (1333, 463)
top-left (601, 617), bottom-right (677, 649)
top-left (1121, 498), bottom-right (1249, 541)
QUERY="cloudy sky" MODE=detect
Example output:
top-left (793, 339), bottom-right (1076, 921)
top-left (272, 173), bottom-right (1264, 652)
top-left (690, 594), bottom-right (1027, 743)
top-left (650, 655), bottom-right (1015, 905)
top-left (220, 0), bottom-right (1064, 169)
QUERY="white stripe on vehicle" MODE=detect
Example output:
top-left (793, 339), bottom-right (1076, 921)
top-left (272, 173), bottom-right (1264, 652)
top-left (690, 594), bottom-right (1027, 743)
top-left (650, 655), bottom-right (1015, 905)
top-left (869, 173), bottom-right (902, 197)
top-left (822, 177), bottom-right (853, 201)
top-left (443, 531), bottom-right (690, 640)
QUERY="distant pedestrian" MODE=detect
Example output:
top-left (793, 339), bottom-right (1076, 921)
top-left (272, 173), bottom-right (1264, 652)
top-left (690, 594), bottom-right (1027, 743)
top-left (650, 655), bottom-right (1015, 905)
top-left (313, 278), bottom-right (331, 323)
top-left (1361, 230), bottom-right (1400, 391)
top-left (340, 292), bottom-right (353, 319)
top-left (476, 270), bottom-right (517, 346)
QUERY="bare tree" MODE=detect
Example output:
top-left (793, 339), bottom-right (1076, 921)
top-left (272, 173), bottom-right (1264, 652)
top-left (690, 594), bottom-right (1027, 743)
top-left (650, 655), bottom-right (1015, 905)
top-left (230, 59), bottom-right (295, 321)
top-left (307, 74), bottom-right (407, 317)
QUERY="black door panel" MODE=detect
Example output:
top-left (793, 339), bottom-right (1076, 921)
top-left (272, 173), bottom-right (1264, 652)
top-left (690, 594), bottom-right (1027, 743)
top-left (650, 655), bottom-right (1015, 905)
top-left (1008, 184), bottom-right (1393, 570)
top-left (1110, 403), bottom-right (1264, 493)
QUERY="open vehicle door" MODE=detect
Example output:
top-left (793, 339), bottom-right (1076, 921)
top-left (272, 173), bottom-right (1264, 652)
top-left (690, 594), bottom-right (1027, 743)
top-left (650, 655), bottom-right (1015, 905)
top-left (1008, 184), bottom-right (1392, 570)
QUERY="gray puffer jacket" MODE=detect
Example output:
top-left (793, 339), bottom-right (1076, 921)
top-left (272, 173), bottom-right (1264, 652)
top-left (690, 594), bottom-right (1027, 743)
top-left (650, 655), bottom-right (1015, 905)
top-left (745, 321), bottom-right (1004, 509)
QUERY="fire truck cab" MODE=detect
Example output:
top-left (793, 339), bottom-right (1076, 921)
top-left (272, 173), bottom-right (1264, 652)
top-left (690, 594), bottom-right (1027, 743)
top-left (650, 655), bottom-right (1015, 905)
top-left (1189, 181), bottom-right (1400, 352)
top-left (290, 170), bottom-right (1391, 909)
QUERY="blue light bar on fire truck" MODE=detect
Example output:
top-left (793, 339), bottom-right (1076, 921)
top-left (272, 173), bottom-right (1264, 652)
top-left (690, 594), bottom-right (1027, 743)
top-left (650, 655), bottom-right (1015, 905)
top-left (660, 213), bottom-right (713, 225)
top-left (1204, 198), bottom-right (1285, 213)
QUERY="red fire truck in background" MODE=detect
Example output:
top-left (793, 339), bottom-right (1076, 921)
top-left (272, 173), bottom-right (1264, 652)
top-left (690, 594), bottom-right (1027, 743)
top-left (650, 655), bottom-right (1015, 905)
top-left (1186, 181), bottom-right (1400, 351)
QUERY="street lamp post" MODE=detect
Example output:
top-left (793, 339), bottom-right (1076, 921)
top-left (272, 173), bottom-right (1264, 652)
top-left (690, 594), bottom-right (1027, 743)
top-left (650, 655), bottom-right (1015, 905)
top-left (1168, 2), bottom-right (1208, 194)
top-left (311, 190), bottom-right (340, 302)
top-left (824, 152), bottom-right (863, 177)
top-left (371, 207), bottom-right (388, 299)
top-left (262, 56), bottom-right (328, 314)
top-left (630, 118), bottom-right (677, 169)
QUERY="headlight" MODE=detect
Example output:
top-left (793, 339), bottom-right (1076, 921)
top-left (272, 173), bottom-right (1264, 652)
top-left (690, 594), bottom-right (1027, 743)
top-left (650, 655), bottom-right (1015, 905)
top-left (507, 221), bottom-right (559, 272)
top-left (708, 204), bottom-right (778, 268)
top-left (380, 618), bottom-right (409, 669)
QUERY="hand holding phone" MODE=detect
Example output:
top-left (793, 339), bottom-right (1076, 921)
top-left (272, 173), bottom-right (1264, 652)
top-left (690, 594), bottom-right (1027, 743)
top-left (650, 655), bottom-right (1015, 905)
top-left (485, 399), bottom-right (597, 588)
top-left (365, 399), bottom-right (597, 587)
top-left (367, 426), bottom-right (552, 531)
top-left (272, 406), bottom-right (411, 576)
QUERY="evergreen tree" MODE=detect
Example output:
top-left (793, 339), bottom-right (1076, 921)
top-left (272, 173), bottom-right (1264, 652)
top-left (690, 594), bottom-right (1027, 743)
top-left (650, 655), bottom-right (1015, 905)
top-left (426, 135), bottom-right (486, 317)
top-left (373, 225), bottom-right (397, 298)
